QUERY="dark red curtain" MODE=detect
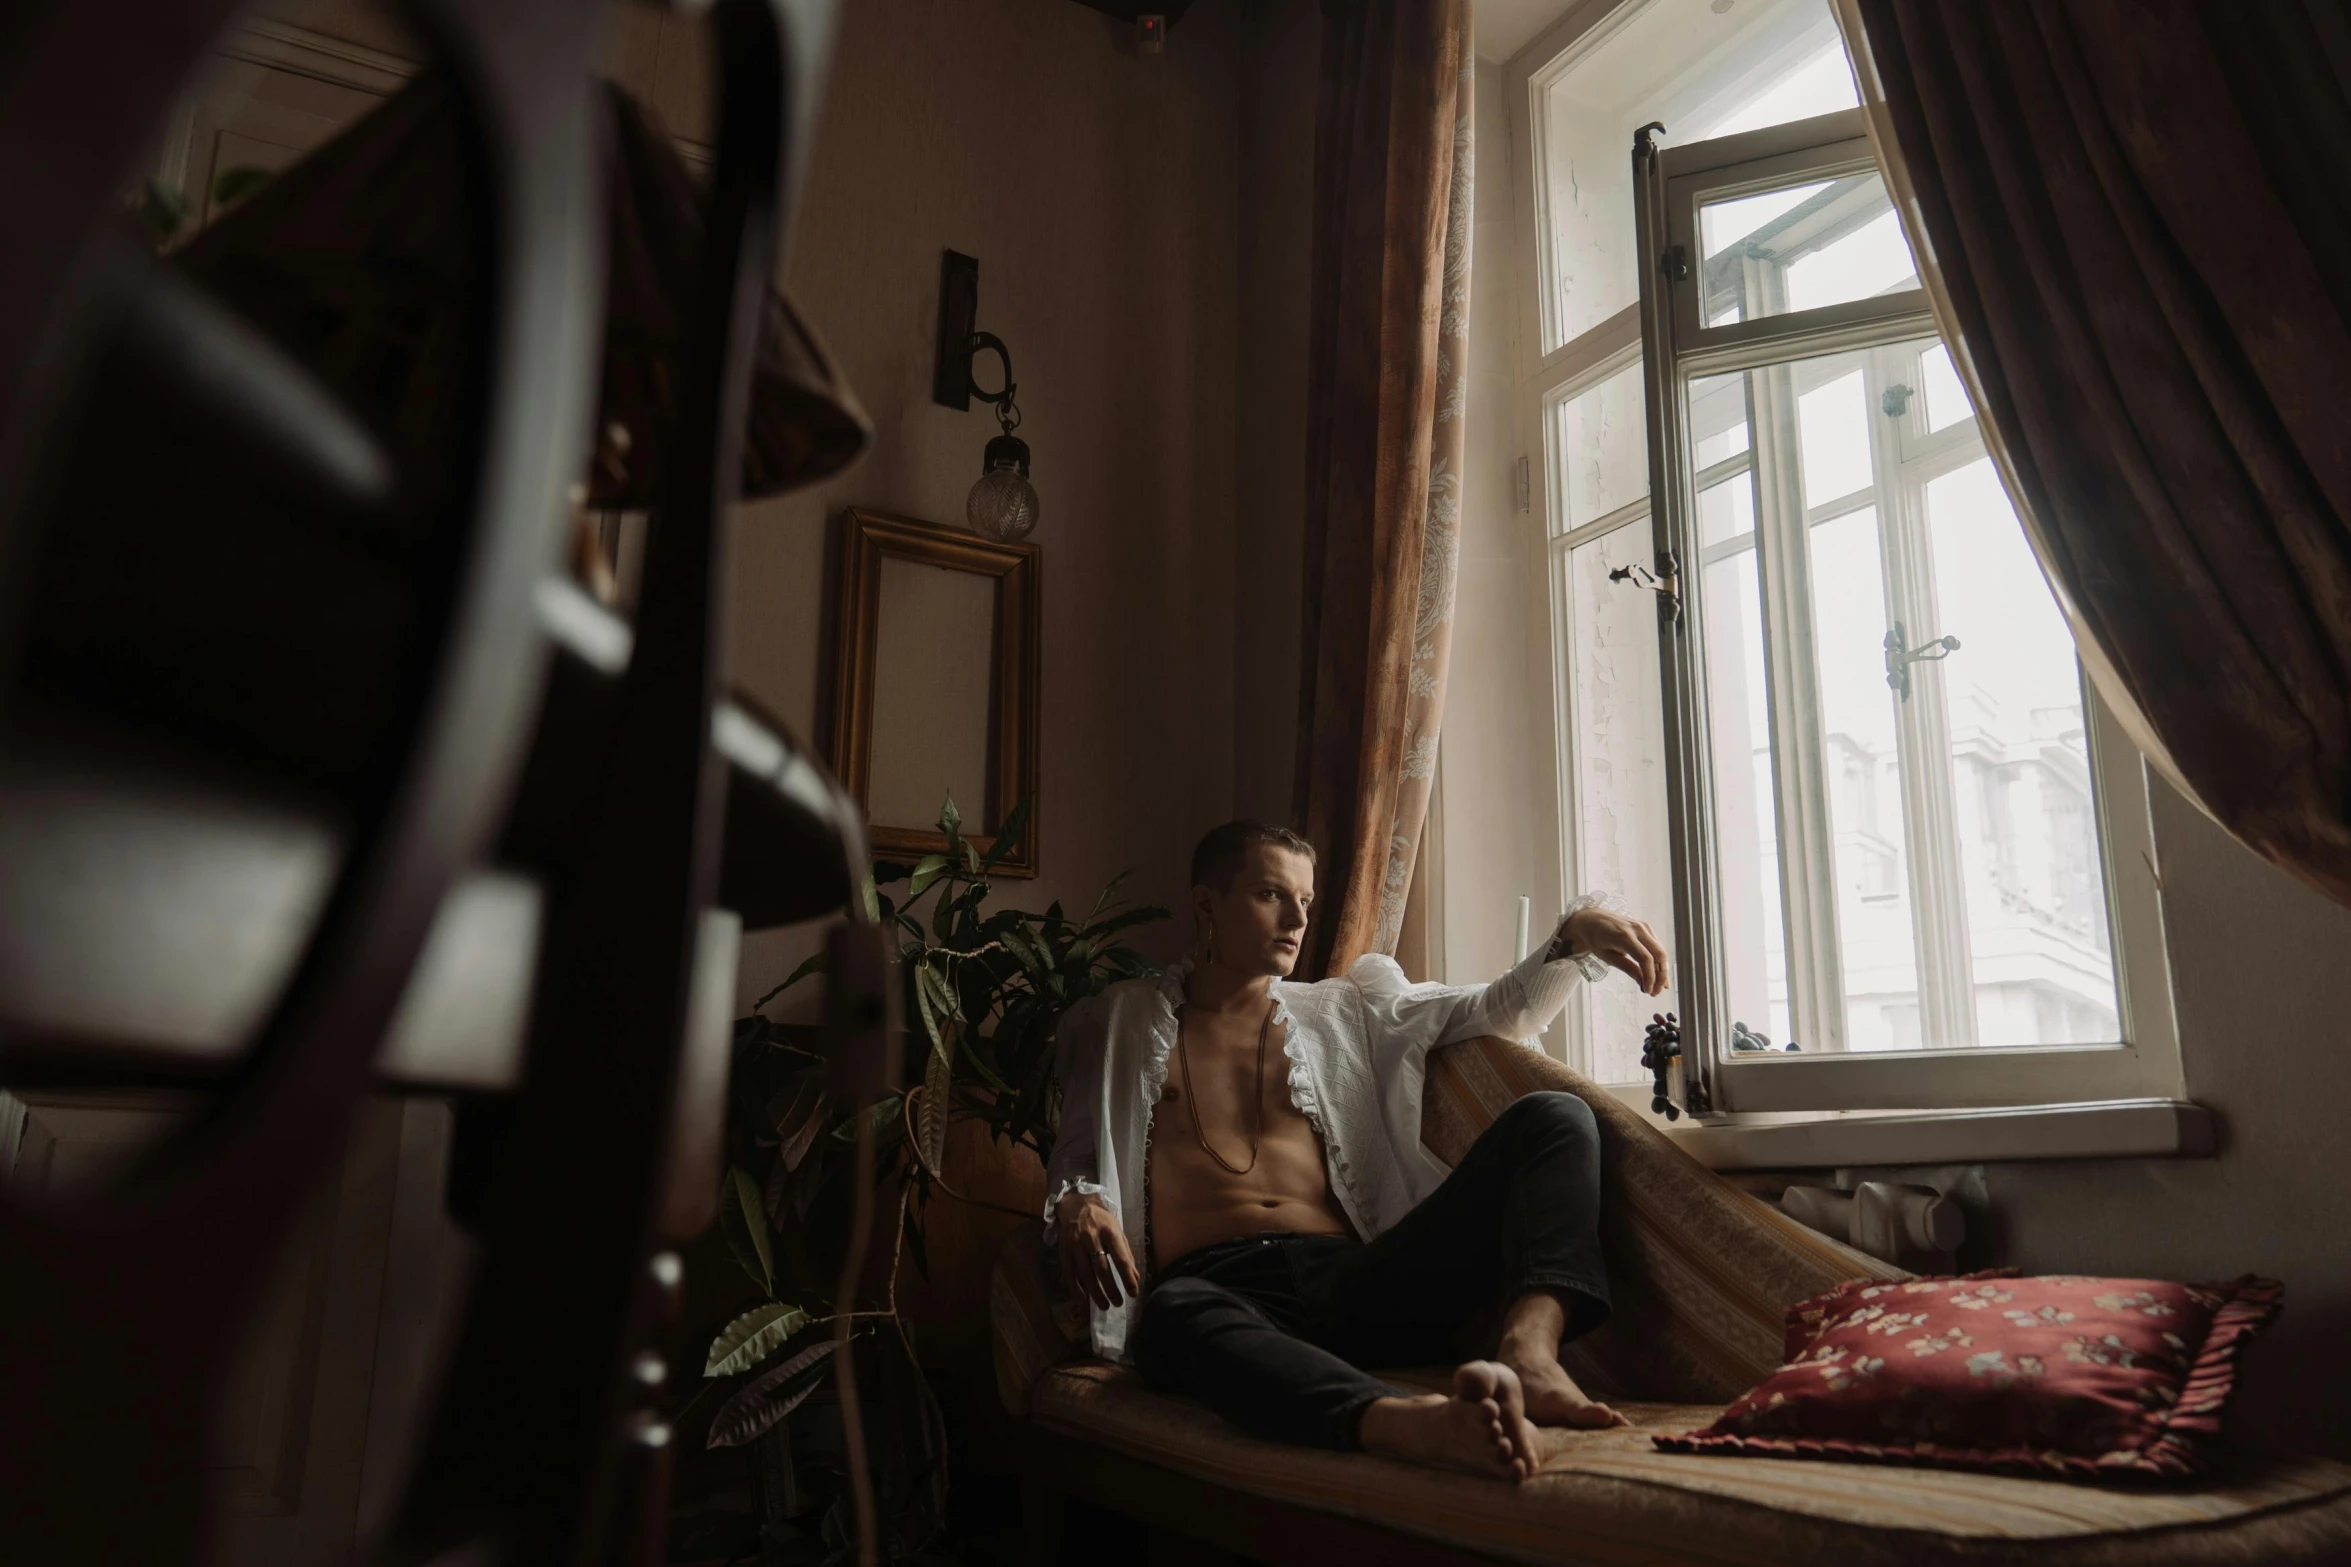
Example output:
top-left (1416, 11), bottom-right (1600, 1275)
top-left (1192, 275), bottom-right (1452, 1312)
top-left (1295, 0), bottom-right (1472, 978)
top-left (1848, 0), bottom-right (2351, 906)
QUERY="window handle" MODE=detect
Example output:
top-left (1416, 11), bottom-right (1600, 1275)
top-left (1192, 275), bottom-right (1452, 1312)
top-left (1608, 550), bottom-right (1683, 623)
top-left (1883, 619), bottom-right (1961, 700)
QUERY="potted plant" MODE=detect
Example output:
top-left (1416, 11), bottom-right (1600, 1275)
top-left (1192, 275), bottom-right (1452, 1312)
top-left (677, 795), bottom-right (1166, 1563)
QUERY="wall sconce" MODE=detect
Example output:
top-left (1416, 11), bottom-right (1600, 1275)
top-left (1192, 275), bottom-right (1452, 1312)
top-left (933, 249), bottom-right (1038, 541)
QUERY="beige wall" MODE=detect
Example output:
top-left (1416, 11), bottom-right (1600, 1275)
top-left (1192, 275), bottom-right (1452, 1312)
top-left (1432, 56), bottom-right (1562, 994)
top-left (1231, 0), bottom-right (1319, 825)
top-left (1984, 785), bottom-right (2351, 1457)
top-left (730, 0), bottom-right (1259, 1005)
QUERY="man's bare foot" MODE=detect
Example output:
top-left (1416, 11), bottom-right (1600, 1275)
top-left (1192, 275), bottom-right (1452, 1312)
top-left (1505, 1355), bottom-right (1626, 1430)
top-left (1498, 1291), bottom-right (1627, 1430)
top-left (1357, 1361), bottom-right (1540, 1481)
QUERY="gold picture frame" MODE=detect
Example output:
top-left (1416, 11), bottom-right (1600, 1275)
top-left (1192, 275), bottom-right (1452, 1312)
top-left (828, 507), bottom-right (1040, 877)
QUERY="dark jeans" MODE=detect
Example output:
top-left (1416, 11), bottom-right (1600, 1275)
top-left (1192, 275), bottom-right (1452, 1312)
top-left (1130, 1091), bottom-right (1610, 1452)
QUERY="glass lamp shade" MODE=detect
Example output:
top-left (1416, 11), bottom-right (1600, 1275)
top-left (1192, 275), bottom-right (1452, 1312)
top-left (967, 461), bottom-right (1039, 540)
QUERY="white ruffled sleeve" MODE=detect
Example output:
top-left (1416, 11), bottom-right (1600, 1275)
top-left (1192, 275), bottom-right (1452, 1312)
top-left (1346, 893), bottom-right (1629, 1221)
top-left (1351, 891), bottom-right (1620, 1052)
top-left (1041, 993), bottom-right (1109, 1243)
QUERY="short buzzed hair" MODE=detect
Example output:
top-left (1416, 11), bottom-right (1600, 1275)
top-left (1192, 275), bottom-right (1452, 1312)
top-left (1190, 820), bottom-right (1317, 892)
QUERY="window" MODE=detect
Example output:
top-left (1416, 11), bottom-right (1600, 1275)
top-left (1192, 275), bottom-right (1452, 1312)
top-left (1515, 1), bottom-right (2177, 1111)
top-left (1528, 0), bottom-right (1855, 356)
top-left (1626, 109), bottom-right (2177, 1113)
top-left (1520, 0), bottom-right (1861, 1083)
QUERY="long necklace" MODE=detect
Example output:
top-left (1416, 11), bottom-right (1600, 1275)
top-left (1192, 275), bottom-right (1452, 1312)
top-left (1176, 995), bottom-right (1277, 1176)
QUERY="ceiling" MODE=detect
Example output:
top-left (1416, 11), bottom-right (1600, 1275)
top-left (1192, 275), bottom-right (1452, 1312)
top-left (1476, 0), bottom-right (1585, 64)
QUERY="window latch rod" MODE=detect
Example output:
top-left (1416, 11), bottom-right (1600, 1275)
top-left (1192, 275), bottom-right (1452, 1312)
top-left (1883, 618), bottom-right (1960, 700)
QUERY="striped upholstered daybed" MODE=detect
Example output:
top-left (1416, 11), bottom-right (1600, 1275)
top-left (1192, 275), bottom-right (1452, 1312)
top-left (991, 1036), bottom-right (2351, 1566)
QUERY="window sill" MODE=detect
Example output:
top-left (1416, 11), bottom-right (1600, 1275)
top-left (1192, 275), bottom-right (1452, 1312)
top-left (1651, 1097), bottom-right (2214, 1170)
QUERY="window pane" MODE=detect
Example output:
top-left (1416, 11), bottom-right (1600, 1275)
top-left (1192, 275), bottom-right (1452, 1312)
top-left (1698, 171), bottom-right (1918, 329)
top-left (1536, 0), bottom-right (1850, 352)
top-left (1807, 506), bottom-right (1921, 1051)
top-left (1918, 342), bottom-right (1972, 434)
top-left (1564, 522), bottom-right (1680, 1082)
top-left (1700, 525), bottom-right (1790, 1046)
top-left (1796, 367), bottom-right (1870, 508)
top-left (1698, 464), bottom-right (1755, 548)
top-left (1683, 338), bottom-right (2126, 1061)
top-left (1923, 459), bottom-right (2120, 1046)
top-left (1691, 371), bottom-right (1751, 471)
top-left (1554, 361), bottom-right (1649, 535)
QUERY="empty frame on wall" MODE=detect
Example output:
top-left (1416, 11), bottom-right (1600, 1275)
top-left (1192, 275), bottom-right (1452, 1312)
top-left (828, 508), bottom-right (1040, 875)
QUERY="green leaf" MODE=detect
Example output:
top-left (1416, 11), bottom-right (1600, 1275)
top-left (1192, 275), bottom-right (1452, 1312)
top-left (1086, 869), bottom-right (1131, 925)
top-left (1001, 925), bottom-right (1049, 974)
top-left (906, 854), bottom-right (951, 897)
top-left (729, 1166), bottom-right (774, 1296)
top-left (706, 1337), bottom-right (838, 1447)
top-left (768, 1075), bottom-right (831, 1172)
top-left (210, 164), bottom-right (274, 209)
top-left (982, 796), bottom-right (1033, 869)
top-left (911, 968), bottom-right (945, 1056)
top-left (1084, 904), bottom-right (1174, 942)
top-left (718, 1178), bottom-right (773, 1295)
top-left (912, 963), bottom-right (959, 1024)
top-left (829, 1095), bottom-right (901, 1143)
top-left (964, 838), bottom-right (983, 875)
top-left (703, 1300), bottom-right (811, 1378)
top-left (938, 793), bottom-right (963, 837)
top-left (918, 1034), bottom-right (952, 1175)
top-left (1106, 948), bottom-right (1158, 979)
top-left (752, 950), bottom-right (828, 1013)
top-left (860, 871), bottom-right (880, 923)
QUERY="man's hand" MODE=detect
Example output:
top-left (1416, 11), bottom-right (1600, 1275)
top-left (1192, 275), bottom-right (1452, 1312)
top-left (1056, 1191), bottom-right (1142, 1310)
top-left (1549, 906), bottom-right (1670, 996)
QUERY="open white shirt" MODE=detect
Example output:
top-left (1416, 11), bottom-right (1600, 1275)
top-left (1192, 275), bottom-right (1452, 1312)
top-left (1043, 938), bottom-right (1608, 1362)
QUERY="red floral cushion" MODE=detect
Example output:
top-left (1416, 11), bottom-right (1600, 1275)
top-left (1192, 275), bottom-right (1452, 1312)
top-left (1654, 1270), bottom-right (2282, 1479)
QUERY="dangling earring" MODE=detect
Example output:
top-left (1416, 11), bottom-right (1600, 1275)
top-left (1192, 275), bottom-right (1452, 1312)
top-left (1195, 919), bottom-right (1215, 966)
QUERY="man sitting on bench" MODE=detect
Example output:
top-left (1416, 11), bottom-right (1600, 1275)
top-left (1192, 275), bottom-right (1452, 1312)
top-left (1046, 821), bottom-right (1669, 1480)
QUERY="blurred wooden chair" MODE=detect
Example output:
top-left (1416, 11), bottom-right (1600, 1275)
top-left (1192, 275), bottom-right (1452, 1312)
top-left (0, 3), bottom-right (870, 1563)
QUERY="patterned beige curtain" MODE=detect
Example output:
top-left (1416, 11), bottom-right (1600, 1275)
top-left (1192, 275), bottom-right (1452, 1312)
top-left (1294, 0), bottom-right (1473, 979)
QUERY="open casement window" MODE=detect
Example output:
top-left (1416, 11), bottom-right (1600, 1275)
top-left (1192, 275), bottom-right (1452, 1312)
top-left (1625, 107), bottom-right (2179, 1114)
top-left (1516, 0), bottom-right (1866, 1085)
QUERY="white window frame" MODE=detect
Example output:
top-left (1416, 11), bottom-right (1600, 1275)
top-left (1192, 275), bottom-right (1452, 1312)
top-left (1631, 108), bottom-right (2181, 1115)
top-left (1504, 4), bottom-right (2183, 1118)
top-left (1505, 0), bottom-right (1865, 1080)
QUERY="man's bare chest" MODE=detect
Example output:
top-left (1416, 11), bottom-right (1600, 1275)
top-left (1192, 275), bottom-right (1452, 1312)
top-left (1150, 1013), bottom-right (1332, 1181)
